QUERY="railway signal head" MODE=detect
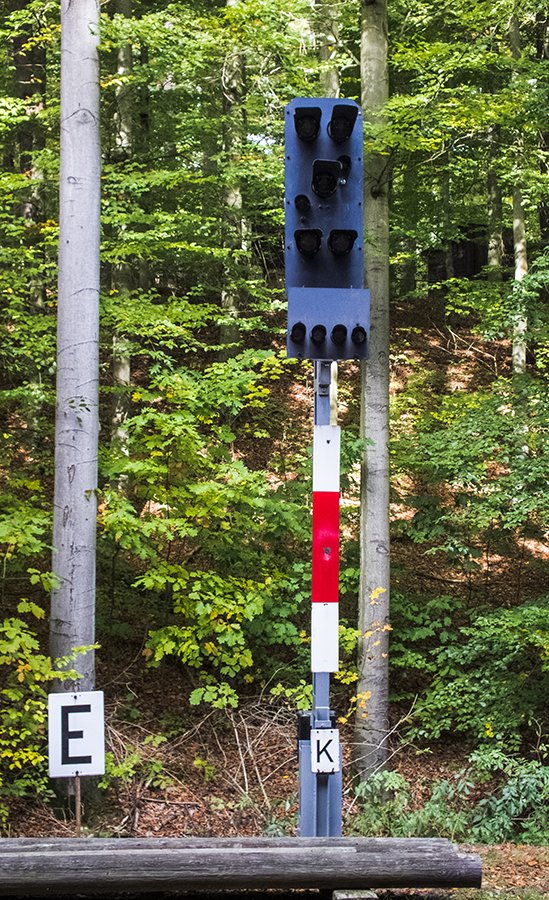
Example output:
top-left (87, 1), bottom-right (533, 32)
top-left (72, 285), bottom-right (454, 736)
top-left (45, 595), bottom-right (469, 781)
top-left (285, 98), bottom-right (369, 361)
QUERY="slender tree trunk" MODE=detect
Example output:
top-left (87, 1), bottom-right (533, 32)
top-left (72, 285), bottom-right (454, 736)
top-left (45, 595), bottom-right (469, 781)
top-left (316, 0), bottom-right (340, 424)
top-left (316, 0), bottom-right (339, 99)
top-left (399, 165), bottom-right (416, 294)
top-left (219, 0), bottom-right (244, 361)
top-left (112, 275), bottom-right (132, 451)
top-left (487, 128), bottom-right (504, 279)
top-left (486, 65), bottom-right (504, 279)
top-left (113, 0), bottom-right (132, 155)
top-left (354, 0), bottom-right (390, 783)
top-left (50, 0), bottom-right (101, 691)
top-left (536, 14), bottom-right (549, 241)
top-left (441, 163), bottom-right (454, 281)
top-left (10, 0), bottom-right (44, 197)
top-left (510, 15), bottom-right (527, 375)
top-left (111, 0), bottom-right (133, 459)
top-left (512, 187), bottom-right (528, 374)
top-left (10, 0), bottom-right (47, 449)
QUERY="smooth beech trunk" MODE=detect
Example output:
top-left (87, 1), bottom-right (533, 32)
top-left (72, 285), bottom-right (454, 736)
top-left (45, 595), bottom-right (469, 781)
top-left (316, 0), bottom-right (340, 424)
top-left (354, 0), bottom-right (390, 782)
top-left (111, 0), bottom-right (133, 460)
top-left (317, 0), bottom-right (340, 99)
top-left (536, 14), bottom-right (549, 242)
top-left (512, 186), bottom-right (528, 374)
top-left (487, 129), bottom-right (504, 279)
top-left (510, 15), bottom-right (528, 376)
top-left (50, 0), bottom-right (101, 690)
top-left (219, 0), bottom-right (244, 361)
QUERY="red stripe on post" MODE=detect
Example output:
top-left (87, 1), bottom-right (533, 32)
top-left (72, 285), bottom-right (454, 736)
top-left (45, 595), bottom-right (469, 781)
top-left (312, 491), bottom-right (339, 603)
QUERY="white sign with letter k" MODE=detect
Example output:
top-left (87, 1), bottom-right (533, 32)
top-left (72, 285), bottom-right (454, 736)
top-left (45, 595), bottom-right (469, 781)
top-left (310, 728), bottom-right (340, 773)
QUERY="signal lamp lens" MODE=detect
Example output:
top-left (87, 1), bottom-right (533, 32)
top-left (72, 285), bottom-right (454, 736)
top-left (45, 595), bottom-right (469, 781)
top-left (290, 322), bottom-right (307, 344)
top-left (312, 159), bottom-right (342, 198)
top-left (295, 229), bottom-right (322, 256)
top-left (351, 325), bottom-right (367, 346)
top-left (294, 107), bottom-right (321, 142)
top-left (328, 104), bottom-right (359, 143)
top-left (328, 229), bottom-right (358, 256)
top-left (311, 324), bottom-right (327, 345)
top-left (294, 194), bottom-right (311, 214)
top-left (331, 324), bottom-right (348, 345)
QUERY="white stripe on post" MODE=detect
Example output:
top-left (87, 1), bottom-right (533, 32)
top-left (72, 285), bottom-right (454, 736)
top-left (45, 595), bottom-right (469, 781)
top-left (311, 602), bottom-right (339, 672)
top-left (313, 426), bottom-right (340, 492)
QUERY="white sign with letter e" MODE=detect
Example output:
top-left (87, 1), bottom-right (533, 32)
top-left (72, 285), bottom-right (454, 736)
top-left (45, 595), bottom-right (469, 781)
top-left (310, 728), bottom-right (340, 773)
top-left (48, 691), bottom-right (105, 778)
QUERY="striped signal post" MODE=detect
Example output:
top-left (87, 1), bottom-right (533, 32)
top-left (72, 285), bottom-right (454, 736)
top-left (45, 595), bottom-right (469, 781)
top-left (297, 361), bottom-right (343, 837)
top-left (285, 98), bottom-right (369, 836)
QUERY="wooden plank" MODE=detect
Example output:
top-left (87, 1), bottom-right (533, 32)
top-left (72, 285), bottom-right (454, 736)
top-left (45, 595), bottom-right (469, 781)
top-left (0, 837), bottom-right (481, 895)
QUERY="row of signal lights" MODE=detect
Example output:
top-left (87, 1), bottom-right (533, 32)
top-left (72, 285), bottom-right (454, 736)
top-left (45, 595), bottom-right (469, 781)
top-left (289, 322), bottom-right (367, 347)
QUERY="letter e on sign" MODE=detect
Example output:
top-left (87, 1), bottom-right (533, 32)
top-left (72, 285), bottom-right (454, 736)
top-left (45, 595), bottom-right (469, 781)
top-left (48, 691), bottom-right (105, 778)
top-left (310, 728), bottom-right (340, 773)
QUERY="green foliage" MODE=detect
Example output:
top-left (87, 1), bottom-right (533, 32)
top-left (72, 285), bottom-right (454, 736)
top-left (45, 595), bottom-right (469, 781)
top-left (98, 347), bottom-right (316, 702)
top-left (404, 596), bottom-right (549, 749)
top-left (0, 603), bottom-right (86, 822)
top-left (193, 756), bottom-right (216, 782)
top-left (141, 570), bottom-right (267, 675)
top-left (262, 794), bottom-right (298, 836)
top-left (189, 684), bottom-right (239, 709)
top-left (351, 770), bottom-right (422, 837)
top-left (469, 747), bottom-right (549, 844)
top-left (270, 679), bottom-right (313, 711)
top-left (389, 592), bottom-right (463, 693)
top-left (351, 750), bottom-right (549, 844)
top-left (394, 377), bottom-right (549, 578)
top-left (99, 735), bottom-right (170, 791)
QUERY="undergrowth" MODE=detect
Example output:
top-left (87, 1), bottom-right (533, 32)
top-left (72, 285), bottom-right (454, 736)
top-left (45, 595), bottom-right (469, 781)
top-left (350, 747), bottom-right (549, 844)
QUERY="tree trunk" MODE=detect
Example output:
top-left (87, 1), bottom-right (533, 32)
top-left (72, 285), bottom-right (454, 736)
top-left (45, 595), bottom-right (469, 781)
top-left (219, 0), bottom-right (244, 361)
top-left (399, 165), bottom-right (416, 294)
top-left (510, 15), bottom-right (527, 376)
top-left (487, 128), bottom-right (504, 279)
top-left (50, 0), bottom-right (101, 691)
top-left (536, 14), bottom-right (549, 242)
top-left (10, 0), bottom-right (45, 205)
top-left (441, 162), bottom-right (454, 281)
top-left (10, 0), bottom-right (47, 449)
top-left (316, 0), bottom-right (339, 424)
top-left (512, 187), bottom-right (528, 374)
top-left (111, 0), bottom-right (133, 460)
top-left (316, 0), bottom-right (340, 99)
top-left (354, 0), bottom-right (390, 782)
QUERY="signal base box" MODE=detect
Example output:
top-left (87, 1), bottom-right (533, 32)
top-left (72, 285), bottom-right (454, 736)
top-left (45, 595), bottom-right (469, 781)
top-left (287, 287), bottom-right (370, 361)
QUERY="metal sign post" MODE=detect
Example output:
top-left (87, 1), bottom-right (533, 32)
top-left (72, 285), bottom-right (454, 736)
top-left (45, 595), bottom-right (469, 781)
top-left (284, 98), bottom-right (369, 836)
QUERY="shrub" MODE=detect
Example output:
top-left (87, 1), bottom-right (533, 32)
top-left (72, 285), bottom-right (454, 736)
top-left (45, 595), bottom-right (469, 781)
top-left (0, 601), bottom-right (85, 823)
top-left (407, 597), bottom-right (549, 750)
top-left (350, 749), bottom-right (549, 845)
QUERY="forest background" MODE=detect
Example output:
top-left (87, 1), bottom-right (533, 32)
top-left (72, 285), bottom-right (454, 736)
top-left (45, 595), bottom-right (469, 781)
top-left (1, 0), bottom-right (549, 853)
